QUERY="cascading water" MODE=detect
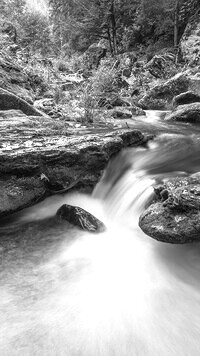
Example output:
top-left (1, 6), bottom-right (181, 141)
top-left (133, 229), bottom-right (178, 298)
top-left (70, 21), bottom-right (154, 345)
top-left (1, 134), bottom-right (200, 355)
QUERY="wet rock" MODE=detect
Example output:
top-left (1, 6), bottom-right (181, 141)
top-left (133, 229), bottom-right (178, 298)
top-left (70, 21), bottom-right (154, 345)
top-left (0, 110), bottom-right (146, 217)
top-left (56, 204), bottom-right (106, 232)
top-left (112, 108), bottom-right (132, 119)
top-left (111, 106), bottom-right (144, 118)
top-left (165, 102), bottom-right (200, 123)
top-left (0, 88), bottom-right (43, 116)
top-left (0, 177), bottom-right (46, 217)
top-left (172, 91), bottom-right (200, 108)
top-left (139, 175), bottom-right (200, 243)
top-left (138, 73), bottom-right (190, 110)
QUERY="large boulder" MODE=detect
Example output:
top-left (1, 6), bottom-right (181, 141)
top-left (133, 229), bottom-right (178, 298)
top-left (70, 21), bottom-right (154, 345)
top-left (180, 9), bottom-right (200, 66)
top-left (172, 91), bottom-right (200, 108)
top-left (165, 102), bottom-right (200, 123)
top-left (0, 88), bottom-right (43, 116)
top-left (146, 53), bottom-right (176, 79)
top-left (139, 174), bottom-right (200, 243)
top-left (56, 204), bottom-right (105, 232)
top-left (138, 73), bottom-right (190, 110)
top-left (0, 109), bottom-right (147, 217)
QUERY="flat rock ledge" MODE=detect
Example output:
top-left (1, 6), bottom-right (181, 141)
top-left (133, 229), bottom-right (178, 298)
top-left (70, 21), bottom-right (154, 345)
top-left (0, 110), bottom-right (147, 217)
top-left (139, 174), bottom-right (200, 243)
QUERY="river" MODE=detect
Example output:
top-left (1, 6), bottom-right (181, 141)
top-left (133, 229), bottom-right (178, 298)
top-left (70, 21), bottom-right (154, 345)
top-left (0, 111), bottom-right (200, 355)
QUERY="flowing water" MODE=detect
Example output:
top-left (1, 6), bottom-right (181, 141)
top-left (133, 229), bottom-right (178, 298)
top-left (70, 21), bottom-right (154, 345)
top-left (1, 113), bottom-right (200, 355)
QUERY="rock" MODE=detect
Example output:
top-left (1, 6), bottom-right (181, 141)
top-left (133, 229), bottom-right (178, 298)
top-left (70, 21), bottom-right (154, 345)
top-left (138, 73), bottom-right (190, 110)
top-left (40, 173), bottom-right (78, 193)
top-left (131, 105), bottom-right (145, 116)
top-left (180, 9), bottom-right (200, 65)
top-left (60, 73), bottom-right (84, 91)
top-left (172, 91), bottom-right (200, 108)
top-left (139, 175), bottom-right (200, 243)
top-left (146, 53), bottom-right (176, 79)
top-left (85, 44), bottom-right (107, 68)
top-left (0, 55), bottom-right (47, 102)
top-left (0, 109), bottom-right (24, 118)
top-left (165, 102), bottom-right (200, 123)
top-left (0, 177), bottom-right (46, 217)
top-left (0, 88), bottom-right (43, 116)
top-left (111, 105), bottom-right (144, 117)
top-left (112, 108), bottom-right (132, 119)
top-left (56, 204), bottom-right (106, 232)
top-left (0, 110), bottom-right (146, 217)
top-left (146, 55), bottom-right (167, 78)
top-left (9, 44), bottom-right (19, 53)
top-left (34, 98), bottom-right (55, 114)
top-left (2, 21), bottom-right (17, 43)
top-left (99, 97), bottom-right (131, 109)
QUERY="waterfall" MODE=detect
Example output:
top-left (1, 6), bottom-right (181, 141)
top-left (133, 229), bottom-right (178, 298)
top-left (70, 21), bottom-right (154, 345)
top-left (1, 136), bottom-right (200, 356)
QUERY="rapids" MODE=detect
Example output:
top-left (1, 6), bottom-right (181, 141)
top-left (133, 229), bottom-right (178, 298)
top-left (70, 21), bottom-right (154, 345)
top-left (1, 115), bottom-right (200, 355)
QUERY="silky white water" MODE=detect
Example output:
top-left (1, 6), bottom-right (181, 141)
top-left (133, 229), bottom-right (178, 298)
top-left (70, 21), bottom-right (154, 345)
top-left (1, 136), bottom-right (200, 355)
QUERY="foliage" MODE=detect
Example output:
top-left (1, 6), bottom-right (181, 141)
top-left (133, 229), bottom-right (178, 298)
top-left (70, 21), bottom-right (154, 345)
top-left (19, 12), bottom-right (52, 55)
top-left (0, 0), bottom-right (53, 56)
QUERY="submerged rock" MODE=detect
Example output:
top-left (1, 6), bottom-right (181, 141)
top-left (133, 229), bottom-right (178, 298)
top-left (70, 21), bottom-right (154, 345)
top-left (165, 102), bottom-right (200, 123)
top-left (56, 204), bottom-right (106, 232)
top-left (139, 174), bottom-right (200, 243)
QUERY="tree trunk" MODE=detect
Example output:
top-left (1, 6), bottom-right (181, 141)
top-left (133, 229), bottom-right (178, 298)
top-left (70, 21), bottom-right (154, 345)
top-left (107, 27), bottom-right (113, 55)
top-left (109, 0), bottom-right (117, 55)
top-left (174, 0), bottom-right (179, 48)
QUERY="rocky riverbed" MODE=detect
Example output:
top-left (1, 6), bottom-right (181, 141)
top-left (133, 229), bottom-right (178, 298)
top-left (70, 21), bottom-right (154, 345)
top-left (0, 107), bottom-right (147, 217)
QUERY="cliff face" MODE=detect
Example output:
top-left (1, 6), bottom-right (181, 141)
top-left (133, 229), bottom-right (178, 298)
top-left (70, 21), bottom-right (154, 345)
top-left (180, 9), bottom-right (200, 65)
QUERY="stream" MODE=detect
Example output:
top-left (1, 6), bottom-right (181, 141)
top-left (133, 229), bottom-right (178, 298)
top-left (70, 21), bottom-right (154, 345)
top-left (1, 111), bottom-right (200, 355)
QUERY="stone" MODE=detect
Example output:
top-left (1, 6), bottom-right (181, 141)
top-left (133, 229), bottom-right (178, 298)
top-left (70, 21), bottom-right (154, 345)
top-left (146, 55), bottom-right (167, 78)
top-left (2, 21), bottom-right (17, 43)
top-left (0, 88), bottom-right (43, 116)
top-left (139, 175), bottom-right (200, 243)
top-left (85, 44), bottom-right (107, 68)
top-left (165, 102), bottom-right (200, 123)
top-left (112, 108), bottom-right (132, 119)
top-left (172, 91), bottom-right (200, 108)
top-left (98, 97), bottom-right (131, 109)
top-left (56, 204), bottom-right (106, 232)
top-left (0, 110), bottom-right (146, 217)
top-left (180, 9), bottom-right (200, 66)
top-left (34, 98), bottom-right (55, 114)
top-left (138, 73), bottom-right (190, 110)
